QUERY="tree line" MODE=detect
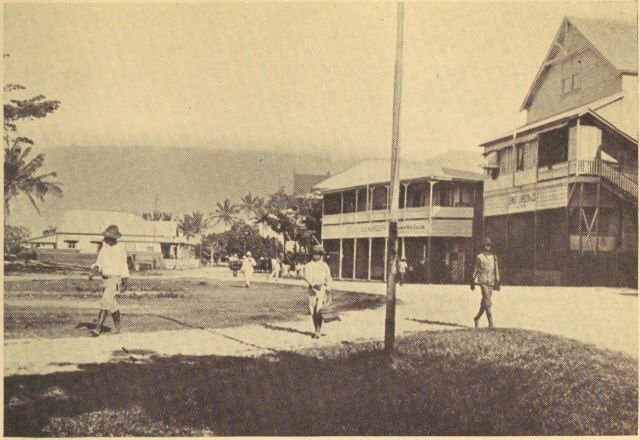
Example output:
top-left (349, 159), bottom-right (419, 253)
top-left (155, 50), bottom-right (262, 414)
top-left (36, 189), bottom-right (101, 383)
top-left (140, 188), bottom-right (322, 263)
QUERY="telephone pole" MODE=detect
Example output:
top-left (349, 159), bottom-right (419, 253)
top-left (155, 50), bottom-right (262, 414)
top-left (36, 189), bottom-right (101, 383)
top-left (384, 2), bottom-right (405, 353)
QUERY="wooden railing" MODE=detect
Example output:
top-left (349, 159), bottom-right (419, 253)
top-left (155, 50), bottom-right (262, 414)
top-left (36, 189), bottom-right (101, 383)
top-left (574, 159), bottom-right (637, 199)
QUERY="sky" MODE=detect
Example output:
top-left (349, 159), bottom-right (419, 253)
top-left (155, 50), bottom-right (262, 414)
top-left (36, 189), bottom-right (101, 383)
top-left (4, 2), bottom-right (637, 160)
top-left (3, 1), bottom-right (638, 235)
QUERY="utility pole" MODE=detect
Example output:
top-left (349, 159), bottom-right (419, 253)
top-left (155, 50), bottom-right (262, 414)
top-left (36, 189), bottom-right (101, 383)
top-left (384, 2), bottom-right (405, 354)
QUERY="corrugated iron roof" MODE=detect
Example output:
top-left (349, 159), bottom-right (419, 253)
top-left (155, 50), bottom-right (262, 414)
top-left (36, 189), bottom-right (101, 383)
top-left (313, 151), bottom-right (484, 192)
top-left (57, 210), bottom-right (177, 238)
top-left (567, 16), bottom-right (638, 73)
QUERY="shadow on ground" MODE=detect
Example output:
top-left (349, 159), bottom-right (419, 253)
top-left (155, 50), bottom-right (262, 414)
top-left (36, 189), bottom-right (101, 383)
top-left (5, 328), bottom-right (637, 436)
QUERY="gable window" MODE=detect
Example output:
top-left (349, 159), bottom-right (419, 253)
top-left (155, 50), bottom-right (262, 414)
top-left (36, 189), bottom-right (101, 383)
top-left (516, 143), bottom-right (526, 171)
top-left (561, 55), bottom-right (582, 94)
top-left (65, 240), bottom-right (78, 249)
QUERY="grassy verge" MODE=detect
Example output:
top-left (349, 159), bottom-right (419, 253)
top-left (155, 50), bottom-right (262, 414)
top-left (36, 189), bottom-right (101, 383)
top-left (4, 278), bottom-right (385, 339)
top-left (5, 328), bottom-right (636, 436)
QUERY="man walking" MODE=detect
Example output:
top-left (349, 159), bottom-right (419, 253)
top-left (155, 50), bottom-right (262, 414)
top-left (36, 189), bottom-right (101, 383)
top-left (241, 251), bottom-right (257, 288)
top-left (471, 237), bottom-right (500, 328)
top-left (398, 257), bottom-right (408, 286)
top-left (303, 245), bottom-right (332, 339)
top-left (90, 225), bottom-right (129, 336)
top-left (268, 254), bottom-right (281, 281)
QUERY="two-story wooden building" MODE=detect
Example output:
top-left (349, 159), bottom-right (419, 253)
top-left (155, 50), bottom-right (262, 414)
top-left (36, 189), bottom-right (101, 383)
top-left (480, 16), bottom-right (638, 287)
top-left (315, 152), bottom-right (484, 284)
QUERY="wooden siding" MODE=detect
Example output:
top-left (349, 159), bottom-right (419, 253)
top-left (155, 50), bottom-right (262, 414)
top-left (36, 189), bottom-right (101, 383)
top-left (484, 181), bottom-right (568, 216)
top-left (322, 218), bottom-right (473, 239)
top-left (527, 29), bottom-right (623, 124)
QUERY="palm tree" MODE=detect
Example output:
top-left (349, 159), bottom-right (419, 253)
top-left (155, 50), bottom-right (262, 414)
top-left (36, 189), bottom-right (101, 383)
top-left (211, 199), bottom-right (239, 228)
top-left (177, 211), bottom-right (211, 239)
top-left (4, 137), bottom-right (62, 217)
top-left (142, 211), bottom-right (173, 221)
top-left (239, 192), bottom-right (264, 220)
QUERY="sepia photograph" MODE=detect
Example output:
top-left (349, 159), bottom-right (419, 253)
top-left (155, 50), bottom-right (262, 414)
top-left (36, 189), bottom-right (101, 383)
top-left (3, 1), bottom-right (638, 436)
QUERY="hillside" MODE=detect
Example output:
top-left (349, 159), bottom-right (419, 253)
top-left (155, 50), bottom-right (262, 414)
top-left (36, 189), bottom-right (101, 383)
top-left (10, 146), bottom-right (481, 236)
top-left (10, 146), bottom-right (361, 235)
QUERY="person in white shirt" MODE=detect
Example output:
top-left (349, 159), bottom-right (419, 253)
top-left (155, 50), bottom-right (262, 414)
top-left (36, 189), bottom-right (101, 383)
top-left (268, 255), bottom-right (281, 281)
top-left (303, 245), bottom-right (332, 339)
top-left (398, 257), bottom-right (408, 286)
top-left (241, 251), bottom-right (257, 288)
top-left (89, 225), bottom-right (130, 336)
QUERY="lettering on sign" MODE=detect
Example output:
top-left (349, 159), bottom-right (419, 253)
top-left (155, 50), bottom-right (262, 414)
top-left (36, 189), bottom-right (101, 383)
top-left (360, 224), bottom-right (386, 233)
top-left (507, 191), bottom-right (536, 213)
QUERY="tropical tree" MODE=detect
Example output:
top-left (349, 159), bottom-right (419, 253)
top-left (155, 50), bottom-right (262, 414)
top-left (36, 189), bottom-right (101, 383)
top-left (177, 211), bottom-right (211, 239)
top-left (211, 199), bottom-right (239, 228)
top-left (4, 137), bottom-right (63, 217)
top-left (4, 224), bottom-right (30, 256)
top-left (239, 192), bottom-right (264, 220)
top-left (4, 61), bottom-right (62, 219)
top-left (142, 211), bottom-right (173, 221)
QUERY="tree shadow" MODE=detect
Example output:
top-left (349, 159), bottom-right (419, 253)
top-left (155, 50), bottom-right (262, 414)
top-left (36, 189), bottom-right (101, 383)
top-left (405, 318), bottom-right (470, 329)
top-left (74, 322), bottom-right (113, 333)
top-left (4, 332), bottom-right (636, 437)
top-left (262, 323), bottom-right (314, 337)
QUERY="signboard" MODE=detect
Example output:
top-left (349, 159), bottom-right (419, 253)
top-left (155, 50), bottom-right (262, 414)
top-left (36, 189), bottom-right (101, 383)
top-left (507, 191), bottom-right (536, 213)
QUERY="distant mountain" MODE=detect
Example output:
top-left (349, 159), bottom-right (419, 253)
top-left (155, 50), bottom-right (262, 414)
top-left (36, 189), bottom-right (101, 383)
top-left (13, 146), bottom-right (361, 235)
top-left (11, 146), bottom-right (481, 236)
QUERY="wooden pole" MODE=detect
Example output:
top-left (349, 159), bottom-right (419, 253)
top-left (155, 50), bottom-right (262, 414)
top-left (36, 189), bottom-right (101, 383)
top-left (385, 2), bottom-right (405, 354)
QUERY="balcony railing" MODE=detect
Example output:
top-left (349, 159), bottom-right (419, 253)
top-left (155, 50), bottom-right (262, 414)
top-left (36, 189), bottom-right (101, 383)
top-left (574, 159), bottom-right (638, 199)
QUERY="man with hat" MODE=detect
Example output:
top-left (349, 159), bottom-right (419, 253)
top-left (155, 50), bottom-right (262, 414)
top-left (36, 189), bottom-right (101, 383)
top-left (89, 224), bottom-right (130, 336)
top-left (397, 256), bottom-right (408, 286)
top-left (303, 244), bottom-right (333, 339)
top-left (241, 251), bottom-right (257, 288)
top-left (471, 237), bottom-right (500, 328)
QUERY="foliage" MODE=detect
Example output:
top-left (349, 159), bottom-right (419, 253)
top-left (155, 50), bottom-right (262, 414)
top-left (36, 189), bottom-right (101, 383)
top-left (4, 224), bottom-right (31, 256)
top-left (211, 199), bottom-right (239, 228)
top-left (177, 211), bottom-right (211, 239)
top-left (210, 221), bottom-right (278, 259)
top-left (142, 211), bottom-right (173, 221)
top-left (43, 226), bottom-right (57, 235)
top-left (4, 138), bottom-right (63, 216)
top-left (3, 67), bottom-right (62, 218)
top-left (257, 186), bottom-right (322, 255)
top-left (239, 192), bottom-right (264, 220)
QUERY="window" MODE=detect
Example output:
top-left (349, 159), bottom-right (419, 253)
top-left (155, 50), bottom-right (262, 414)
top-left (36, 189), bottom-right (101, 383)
top-left (342, 190), bottom-right (356, 213)
top-left (65, 240), bottom-right (78, 249)
top-left (538, 127), bottom-right (569, 168)
top-left (561, 55), bottom-right (582, 94)
top-left (371, 186), bottom-right (388, 210)
top-left (516, 143), bottom-right (526, 171)
top-left (323, 193), bottom-right (341, 215)
top-left (356, 188), bottom-right (368, 212)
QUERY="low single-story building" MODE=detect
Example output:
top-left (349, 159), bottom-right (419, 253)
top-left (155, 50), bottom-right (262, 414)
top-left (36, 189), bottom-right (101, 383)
top-left (24, 210), bottom-right (200, 270)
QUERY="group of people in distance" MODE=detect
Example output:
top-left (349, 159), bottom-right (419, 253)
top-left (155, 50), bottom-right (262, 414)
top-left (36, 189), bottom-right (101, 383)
top-left (87, 223), bottom-right (500, 338)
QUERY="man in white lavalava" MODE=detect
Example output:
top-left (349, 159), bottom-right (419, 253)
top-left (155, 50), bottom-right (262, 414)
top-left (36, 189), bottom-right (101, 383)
top-left (89, 224), bottom-right (130, 336)
top-left (303, 244), bottom-right (332, 339)
top-left (241, 251), bottom-right (257, 288)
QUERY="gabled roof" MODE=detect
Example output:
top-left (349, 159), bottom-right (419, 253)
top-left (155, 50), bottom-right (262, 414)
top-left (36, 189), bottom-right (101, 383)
top-left (521, 16), bottom-right (638, 111)
top-left (313, 151), bottom-right (484, 192)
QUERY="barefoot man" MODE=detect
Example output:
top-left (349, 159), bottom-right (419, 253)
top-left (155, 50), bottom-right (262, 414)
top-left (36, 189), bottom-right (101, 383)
top-left (90, 224), bottom-right (129, 336)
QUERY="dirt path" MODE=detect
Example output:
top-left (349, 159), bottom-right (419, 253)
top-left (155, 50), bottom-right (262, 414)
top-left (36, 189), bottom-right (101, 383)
top-left (5, 269), bottom-right (637, 376)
